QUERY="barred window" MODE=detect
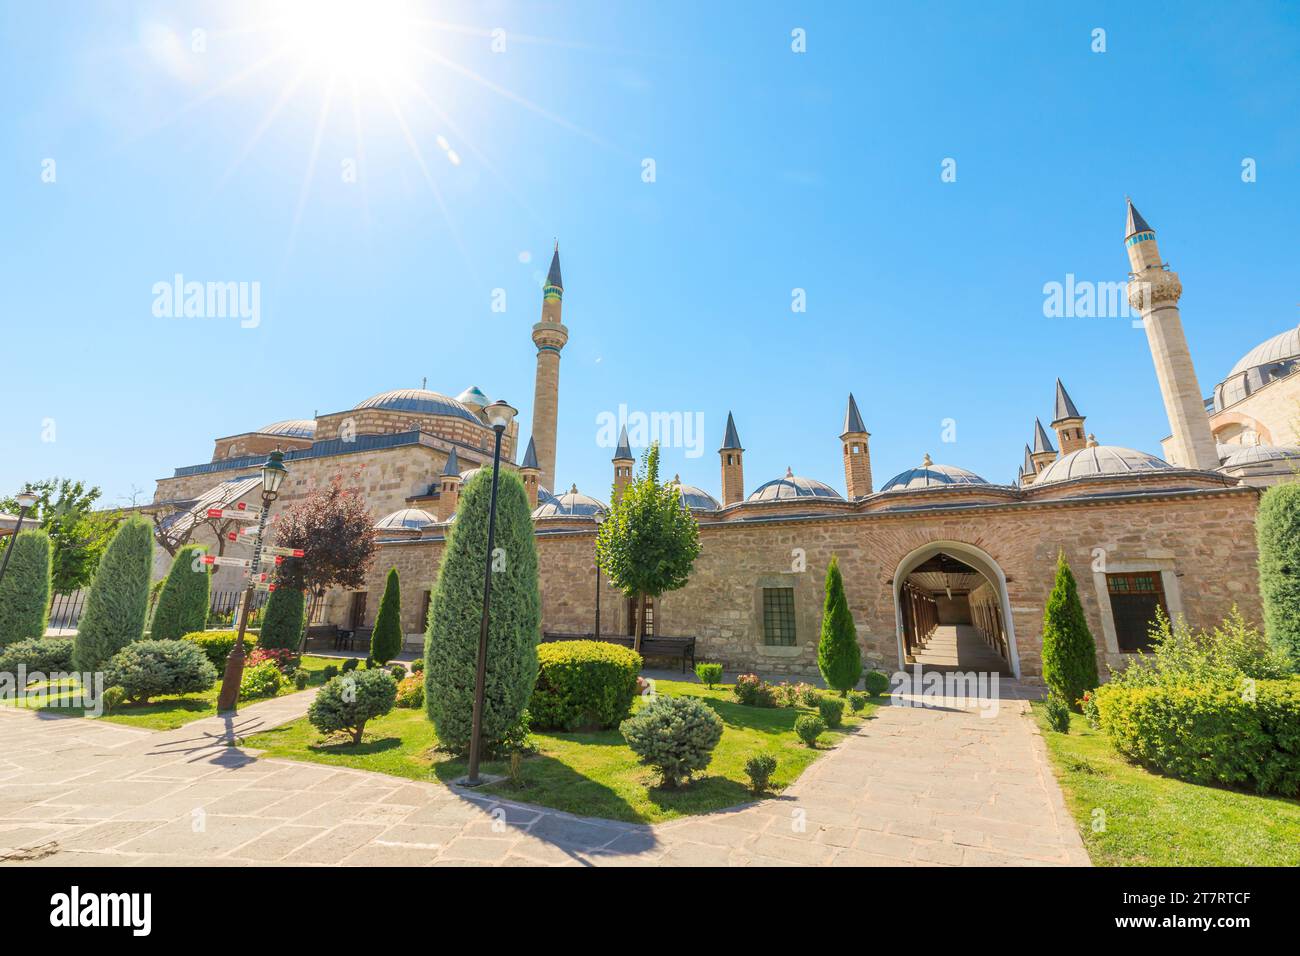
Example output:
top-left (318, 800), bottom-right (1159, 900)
top-left (762, 588), bottom-right (797, 646)
top-left (1106, 572), bottom-right (1168, 653)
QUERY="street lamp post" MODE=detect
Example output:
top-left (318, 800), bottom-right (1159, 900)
top-left (217, 450), bottom-right (288, 714)
top-left (464, 400), bottom-right (518, 787)
top-left (0, 490), bottom-right (39, 589)
top-left (593, 511), bottom-right (605, 639)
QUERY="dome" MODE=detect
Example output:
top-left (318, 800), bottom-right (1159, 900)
top-left (1215, 324), bottom-right (1300, 410)
top-left (373, 508), bottom-right (437, 531)
top-left (455, 385), bottom-right (490, 411)
top-left (1221, 444), bottom-right (1300, 468)
top-left (670, 478), bottom-right (720, 511)
top-left (531, 484), bottom-right (608, 518)
top-left (1033, 446), bottom-right (1173, 484)
top-left (1227, 325), bottom-right (1300, 378)
top-left (747, 468), bottom-right (844, 502)
top-left (354, 388), bottom-right (482, 425)
top-left (258, 419), bottom-right (316, 439)
top-left (880, 455), bottom-right (989, 493)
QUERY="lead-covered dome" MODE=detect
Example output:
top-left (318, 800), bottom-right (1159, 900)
top-left (531, 485), bottom-right (608, 518)
top-left (1033, 445), bottom-right (1172, 484)
top-left (880, 455), bottom-right (989, 493)
top-left (354, 388), bottom-right (482, 425)
top-left (1221, 444), bottom-right (1300, 468)
top-left (673, 480), bottom-right (720, 511)
top-left (258, 419), bottom-right (316, 439)
top-left (1214, 324), bottom-right (1300, 410)
top-left (748, 468), bottom-right (843, 502)
top-left (374, 508), bottom-right (437, 531)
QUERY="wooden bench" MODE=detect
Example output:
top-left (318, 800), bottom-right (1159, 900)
top-left (541, 632), bottom-right (697, 674)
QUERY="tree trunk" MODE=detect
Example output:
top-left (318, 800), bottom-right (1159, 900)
top-left (633, 592), bottom-right (644, 653)
top-left (352, 723), bottom-right (365, 745)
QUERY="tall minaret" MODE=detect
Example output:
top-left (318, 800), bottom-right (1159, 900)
top-left (530, 242), bottom-right (568, 490)
top-left (1124, 199), bottom-right (1218, 471)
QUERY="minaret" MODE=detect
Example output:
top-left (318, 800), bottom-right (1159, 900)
top-left (612, 425), bottom-right (634, 503)
top-left (439, 447), bottom-right (461, 517)
top-left (1030, 418), bottom-right (1057, 473)
top-left (840, 393), bottom-right (872, 498)
top-left (719, 411), bottom-right (744, 506)
top-left (519, 437), bottom-right (541, 509)
top-left (1051, 379), bottom-right (1087, 455)
top-left (530, 242), bottom-right (568, 491)
top-left (1124, 199), bottom-right (1218, 471)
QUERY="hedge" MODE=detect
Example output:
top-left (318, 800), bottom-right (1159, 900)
top-left (149, 545), bottom-right (210, 641)
top-left (72, 518), bottom-right (154, 672)
top-left (530, 640), bottom-right (642, 730)
top-left (1257, 483), bottom-right (1300, 667)
top-left (0, 530), bottom-right (52, 646)
top-left (182, 630), bottom-right (258, 669)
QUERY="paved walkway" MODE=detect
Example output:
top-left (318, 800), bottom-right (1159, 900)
top-left (0, 685), bottom-right (1088, 867)
top-left (911, 624), bottom-right (1013, 676)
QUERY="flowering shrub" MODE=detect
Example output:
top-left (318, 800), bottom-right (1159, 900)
top-left (1078, 690), bottom-right (1100, 730)
top-left (395, 674), bottom-right (424, 709)
top-left (246, 647), bottom-right (301, 674)
top-left (733, 673), bottom-right (774, 707)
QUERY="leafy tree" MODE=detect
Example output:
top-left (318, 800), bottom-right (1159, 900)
top-left (72, 518), bottom-right (154, 672)
top-left (817, 555), bottom-right (862, 695)
top-left (149, 545), bottom-right (210, 640)
top-left (596, 443), bottom-right (701, 651)
top-left (258, 584), bottom-right (306, 651)
top-left (1257, 482), bottom-right (1300, 667)
top-left (1040, 551), bottom-right (1099, 707)
top-left (0, 530), bottom-right (53, 645)
top-left (1, 479), bottom-right (120, 592)
top-left (425, 470), bottom-right (540, 755)
top-left (272, 472), bottom-right (377, 599)
top-left (370, 567), bottom-right (403, 665)
top-left (310, 669), bottom-right (398, 744)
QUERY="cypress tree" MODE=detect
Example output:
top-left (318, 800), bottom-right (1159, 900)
top-left (1257, 482), bottom-right (1300, 667)
top-left (1040, 551), bottom-right (1099, 707)
top-left (259, 584), bottom-right (306, 651)
top-left (425, 469), bottom-right (539, 754)
top-left (817, 555), bottom-right (862, 694)
top-left (72, 517), bottom-right (153, 671)
top-left (0, 529), bottom-right (53, 645)
top-left (149, 544), bottom-right (210, 640)
top-left (370, 567), bottom-right (403, 665)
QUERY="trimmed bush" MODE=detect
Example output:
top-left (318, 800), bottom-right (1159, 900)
top-left (182, 630), bottom-right (258, 669)
top-left (103, 639), bottom-right (217, 705)
top-left (817, 696), bottom-right (845, 729)
top-left (101, 686), bottom-right (127, 713)
top-left (1258, 483), bottom-right (1300, 667)
top-left (864, 670), bottom-right (890, 697)
top-left (847, 691), bottom-right (867, 713)
top-left (425, 470), bottom-right (540, 755)
top-left (72, 518), bottom-right (153, 672)
top-left (395, 673), bottom-right (424, 708)
top-left (239, 661), bottom-right (285, 701)
top-left (258, 585), bottom-right (306, 652)
top-left (370, 567), bottom-right (403, 665)
top-left (342, 657), bottom-right (359, 672)
top-left (321, 664), bottom-right (339, 682)
top-left (388, 663), bottom-right (407, 682)
top-left (292, 668), bottom-right (310, 690)
top-left (149, 545), bottom-right (210, 641)
top-left (1040, 551), bottom-right (1099, 708)
top-left (733, 673), bottom-right (775, 707)
top-left (410, 657), bottom-right (424, 674)
top-left (530, 640), bottom-right (642, 731)
top-left (817, 555), bottom-right (862, 695)
top-left (744, 753), bottom-right (778, 794)
top-left (620, 694), bottom-right (724, 787)
top-left (0, 637), bottom-right (74, 676)
top-left (1044, 692), bottom-right (1071, 733)
top-left (694, 662), bottom-right (722, 688)
top-left (0, 530), bottom-right (52, 646)
top-left (794, 714), bottom-right (826, 748)
top-left (309, 669), bottom-right (398, 744)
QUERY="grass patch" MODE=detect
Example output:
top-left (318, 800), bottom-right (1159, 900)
top-left (245, 681), bottom-right (875, 824)
top-left (1032, 703), bottom-right (1300, 866)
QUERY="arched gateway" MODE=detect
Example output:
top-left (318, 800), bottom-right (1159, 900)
top-left (892, 541), bottom-right (1020, 679)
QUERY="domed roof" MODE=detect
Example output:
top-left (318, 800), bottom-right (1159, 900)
top-left (748, 467), bottom-right (844, 502)
top-left (258, 419), bottom-right (316, 439)
top-left (354, 388), bottom-right (482, 425)
top-left (373, 508), bottom-right (436, 531)
top-left (670, 477), bottom-right (720, 511)
top-left (455, 385), bottom-right (490, 410)
top-left (531, 484), bottom-right (608, 519)
top-left (1227, 325), bottom-right (1300, 378)
top-left (1033, 445), bottom-right (1172, 484)
top-left (880, 454), bottom-right (989, 493)
top-left (1221, 444), bottom-right (1300, 468)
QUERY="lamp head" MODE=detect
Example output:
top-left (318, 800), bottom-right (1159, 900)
top-left (15, 490), bottom-right (38, 511)
top-left (484, 400), bottom-right (517, 432)
top-left (261, 449), bottom-right (288, 497)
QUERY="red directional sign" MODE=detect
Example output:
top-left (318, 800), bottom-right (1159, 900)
top-left (200, 555), bottom-right (251, 569)
top-left (207, 506), bottom-right (262, 522)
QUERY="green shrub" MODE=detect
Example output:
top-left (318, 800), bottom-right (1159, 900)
top-left (321, 664), bottom-right (339, 682)
top-left (1044, 692), bottom-right (1071, 733)
top-left (0, 637), bottom-right (74, 675)
top-left (847, 691), bottom-right (867, 713)
top-left (733, 673), bottom-right (775, 707)
top-left (388, 663), bottom-right (407, 682)
top-left (530, 640), bottom-right (642, 731)
top-left (1110, 607), bottom-right (1291, 689)
top-left (694, 662), bottom-right (723, 688)
top-left (258, 585), bottom-right (306, 652)
top-left (0, 530), bottom-right (52, 646)
top-left (72, 518), bottom-right (153, 672)
top-left (1079, 689), bottom-right (1101, 730)
top-left (149, 546), bottom-right (210, 641)
top-left (101, 685), bottom-right (127, 713)
top-left (620, 694), bottom-right (724, 787)
top-left (370, 567), bottom-right (403, 665)
top-left (395, 673), bottom-right (424, 708)
top-left (182, 630), bottom-right (258, 669)
top-left (293, 668), bottom-right (310, 691)
top-left (744, 753), bottom-right (778, 794)
top-left (425, 470), bottom-right (540, 755)
top-left (1097, 679), bottom-right (1300, 794)
top-left (797, 683), bottom-right (821, 708)
top-left (1258, 482), bottom-right (1300, 667)
top-left (817, 555), bottom-right (862, 694)
top-left (309, 669), bottom-right (398, 744)
top-left (239, 661), bottom-right (285, 701)
top-left (817, 696), bottom-right (845, 729)
top-left (794, 714), bottom-right (826, 748)
top-left (410, 658), bottom-right (424, 674)
top-left (342, 657), bottom-right (359, 673)
top-left (1040, 551), bottom-right (1099, 708)
top-left (864, 670), bottom-right (890, 697)
top-left (104, 639), bottom-right (218, 705)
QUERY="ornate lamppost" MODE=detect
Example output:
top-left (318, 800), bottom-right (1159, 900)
top-left (0, 490), bottom-right (39, 588)
top-left (593, 511), bottom-right (605, 639)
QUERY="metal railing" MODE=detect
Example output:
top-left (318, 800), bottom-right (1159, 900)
top-left (46, 588), bottom-right (273, 632)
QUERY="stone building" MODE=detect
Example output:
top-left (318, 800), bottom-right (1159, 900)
top-left (151, 204), bottom-right (1295, 680)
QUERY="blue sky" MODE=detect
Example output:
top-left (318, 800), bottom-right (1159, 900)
top-left (2, 0), bottom-right (1297, 507)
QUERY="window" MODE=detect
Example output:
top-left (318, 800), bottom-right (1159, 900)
top-left (762, 588), bottom-right (797, 646)
top-left (1106, 572), bottom-right (1168, 652)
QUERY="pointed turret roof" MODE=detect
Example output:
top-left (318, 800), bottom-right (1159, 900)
top-left (841, 393), bottom-right (868, 436)
top-left (520, 437), bottom-right (539, 471)
top-left (720, 412), bottom-right (743, 451)
top-left (1053, 378), bottom-right (1082, 423)
top-left (1125, 197), bottom-right (1153, 238)
top-left (441, 447), bottom-right (461, 477)
top-left (1022, 444), bottom-right (1035, 476)
top-left (1033, 418), bottom-right (1056, 454)
top-left (613, 425), bottom-right (633, 461)
top-left (546, 241), bottom-right (563, 289)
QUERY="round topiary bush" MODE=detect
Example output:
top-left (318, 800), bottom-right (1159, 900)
top-left (694, 662), bottom-right (722, 688)
top-left (817, 696), bottom-right (845, 729)
top-left (238, 661), bottom-right (285, 701)
top-left (794, 713), bottom-right (826, 748)
top-left (619, 694), bottom-right (724, 787)
top-left (744, 753), bottom-right (778, 794)
top-left (530, 640), bottom-right (642, 731)
top-left (103, 639), bottom-right (218, 705)
top-left (864, 670), bottom-right (890, 697)
top-left (309, 669), bottom-right (398, 744)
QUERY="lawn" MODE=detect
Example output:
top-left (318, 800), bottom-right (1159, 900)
top-left (1031, 703), bottom-right (1300, 866)
top-left (1, 654), bottom-right (341, 732)
top-left (244, 681), bottom-right (877, 824)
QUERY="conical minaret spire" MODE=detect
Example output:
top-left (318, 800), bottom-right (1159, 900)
top-left (1050, 379), bottom-right (1087, 455)
top-left (719, 411), bottom-right (744, 506)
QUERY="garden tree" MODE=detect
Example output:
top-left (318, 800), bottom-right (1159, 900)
top-left (72, 517), bottom-right (154, 671)
top-left (596, 443), bottom-right (702, 652)
top-left (148, 545), bottom-right (210, 640)
top-left (254, 582), bottom-right (306, 651)
top-left (1, 479), bottom-right (120, 592)
top-left (370, 567), bottom-right (402, 665)
top-left (1257, 482), bottom-right (1300, 666)
top-left (425, 470), bottom-right (540, 755)
top-left (1040, 551), bottom-right (1099, 707)
top-left (0, 530), bottom-right (53, 646)
top-left (817, 555), bottom-right (862, 695)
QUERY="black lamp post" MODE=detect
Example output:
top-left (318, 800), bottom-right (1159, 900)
top-left (217, 450), bottom-right (288, 714)
top-left (464, 399), bottom-right (518, 787)
top-left (0, 490), bottom-right (39, 588)
top-left (593, 511), bottom-right (605, 639)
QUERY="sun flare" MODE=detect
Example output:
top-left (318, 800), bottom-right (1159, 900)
top-left (276, 0), bottom-right (417, 84)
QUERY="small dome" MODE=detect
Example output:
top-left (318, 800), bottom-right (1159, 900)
top-left (455, 386), bottom-right (490, 411)
top-left (880, 454), bottom-right (989, 493)
top-left (374, 508), bottom-right (437, 531)
top-left (1221, 444), bottom-right (1300, 468)
top-left (1034, 445), bottom-right (1172, 484)
top-left (531, 484), bottom-right (608, 518)
top-left (748, 467), bottom-right (844, 502)
top-left (677, 483), bottom-right (721, 511)
top-left (258, 419), bottom-right (316, 439)
top-left (354, 388), bottom-right (482, 425)
top-left (458, 466), bottom-right (483, 485)
top-left (1215, 324), bottom-right (1300, 409)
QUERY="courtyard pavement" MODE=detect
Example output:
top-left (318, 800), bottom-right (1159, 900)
top-left (0, 683), bottom-right (1089, 867)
